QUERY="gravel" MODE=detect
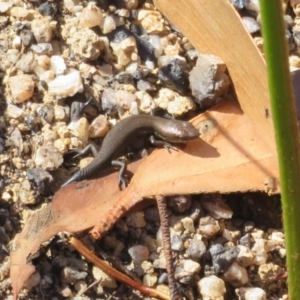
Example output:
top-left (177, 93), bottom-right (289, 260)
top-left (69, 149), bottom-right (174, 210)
top-left (0, 0), bottom-right (294, 299)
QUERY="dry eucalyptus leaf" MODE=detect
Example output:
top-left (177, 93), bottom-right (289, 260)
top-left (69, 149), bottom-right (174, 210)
top-left (10, 99), bottom-right (279, 298)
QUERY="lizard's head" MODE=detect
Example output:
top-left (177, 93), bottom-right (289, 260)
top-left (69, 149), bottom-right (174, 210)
top-left (158, 119), bottom-right (200, 143)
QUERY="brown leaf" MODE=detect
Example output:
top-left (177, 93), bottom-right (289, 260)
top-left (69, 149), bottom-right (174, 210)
top-left (10, 99), bottom-right (279, 298)
top-left (10, 162), bottom-right (142, 300)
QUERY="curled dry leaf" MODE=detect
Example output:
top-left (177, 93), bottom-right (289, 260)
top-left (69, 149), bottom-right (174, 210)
top-left (10, 99), bottom-right (279, 299)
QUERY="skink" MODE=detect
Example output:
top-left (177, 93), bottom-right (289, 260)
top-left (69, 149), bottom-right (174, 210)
top-left (61, 114), bottom-right (199, 188)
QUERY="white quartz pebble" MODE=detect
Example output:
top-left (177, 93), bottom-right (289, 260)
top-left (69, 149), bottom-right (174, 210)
top-left (50, 55), bottom-right (67, 75)
top-left (198, 275), bottom-right (226, 300)
top-left (48, 71), bottom-right (84, 99)
top-left (236, 287), bottom-right (266, 300)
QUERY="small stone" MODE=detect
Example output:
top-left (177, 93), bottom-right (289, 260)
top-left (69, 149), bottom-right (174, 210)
top-left (34, 144), bottom-right (63, 171)
top-left (289, 55), bottom-right (300, 68)
top-left (257, 263), bottom-right (282, 283)
top-left (137, 9), bottom-right (168, 34)
top-left (115, 90), bottom-right (137, 113)
top-left (6, 49), bottom-right (19, 64)
top-left (7, 7), bottom-right (29, 18)
top-left (6, 105), bottom-right (24, 119)
top-left (68, 118), bottom-right (89, 142)
top-left (54, 139), bottom-right (68, 153)
top-left (186, 234), bottom-right (207, 259)
top-left (0, 2), bottom-right (13, 13)
top-left (50, 55), bottom-right (67, 75)
top-left (101, 15), bottom-right (116, 34)
top-left (58, 285), bottom-right (73, 298)
top-left (210, 244), bottom-right (240, 273)
top-left (159, 58), bottom-right (189, 94)
top-left (246, 0), bottom-right (260, 12)
top-left (198, 216), bottom-right (220, 238)
top-left (38, 105), bottom-right (54, 124)
top-left (251, 238), bottom-right (267, 265)
top-left (187, 49), bottom-right (199, 61)
top-left (92, 266), bottom-right (117, 288)
top-left (181, 259), bottom-right (201, 274)
top-left (236, 287), bottom-right (266, 300)
top-left (31, 43), bottom-right (53, 55)
top-left (278, 248), bottom-right (286, 258)
top-left (61, 266), bottom-right (87, 283)
top-left (37, 55), bottom-right (51, 69)
top-left (110, 36), bottom-right (137, 66)
top-left (171, 234), bottom-right (184, 252)
top-left (157, 55), bottom-right (172, 67)
top-left (189, 54), bottom-right (231, 109)
top-left (168, 195), bottom-right (191, 213)
top-left (148, 35), bottom-right (163, 58)
top-left (143, 273), bottom-right (157, 287)
top-left (101, 88), bottom-right (117, 112)
top-left (89, 115), bottom-right (109, 138)
top-left (251, 229), bottom-right (265, 240)
top-left (48, 71), bottom-right (84, 99)
top-left (64, 0), bottom-right (81, 13)
top-left (181, 217), bottom-right (195, 233)
top-left (154, 88), bottom-right (196, 117)
top-left (54, 105), bottom-right (67, 122)
top-left (27, 168), bottom-right (53, 195)
top-left (153, 251), bottom-right (167, 269)
top-left (242, 16), bottom-right (260, 33)
top-left (135, 91), bottom-right (155, 113)
top-left (135, 34), bottom-right (155, 63)
top-left (9, 74), bottom-right (34, 103)
top-left (80, 2), bottom-right (103, 28)
top-left (230, 0), bottom-right (250, 10)
top-left (20, 29), bottom-right (36, 47)
top-left (42, 128), bottom-right (59, 144)
top-left (19, 188), bottom-right (36, 205)
top-left (136, 79), bottom-right (156, 92)
top-left (38, 2), bottom-right (57, 16)
top-left (115, 8), bottom-right (130, 17)
top-left (62, 24), bottom-right (104, 61)
top-left (201, 195), bottom-right (233, 219)
top-left (9, 127), bottom-right (23, 153)
top-left (12, 36), bottom-right (22, 49)
top-left (74, 280), bottom-right (87, 293)
top-left (31, 17), bottom-right (53, 43)
top-left (223, 262), bottom-right (249, 287)
top-left (170, 215), bottom-right (183, 232)
top-left (174, 266), bottom-right (192, 284)
top-left (198, 275), bottom-right (226, 300)
top-left (15, 52), bottom-right (36, 73)
top-left (129, 101), bottom-right (139, 115)
top-left (125, 211), bottom-right (146, 228)
top-left (236, 245), bottom-right (254, 268)
top-left (40, 70), bottom-right (55, 83)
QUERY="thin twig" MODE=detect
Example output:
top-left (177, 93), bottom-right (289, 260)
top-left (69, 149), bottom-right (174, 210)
top-left (69, 236), bottom-right (171, 300)
top-left (76, 278), bottom-right (101, 296)
top-left (156, 195), bottom-right (183, 300)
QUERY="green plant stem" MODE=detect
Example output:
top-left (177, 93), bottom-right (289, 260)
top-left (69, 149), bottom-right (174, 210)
top-left (259, 1), bottom-right (300, 299)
